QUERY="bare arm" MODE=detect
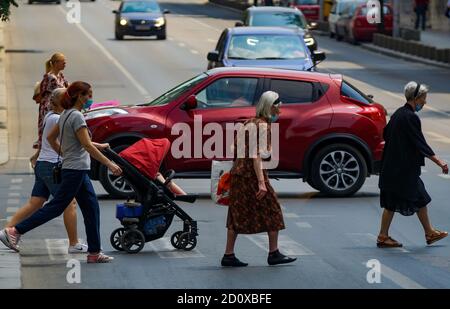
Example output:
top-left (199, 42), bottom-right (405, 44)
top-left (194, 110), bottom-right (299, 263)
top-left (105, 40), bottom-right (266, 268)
top-left (47, 124), bottom-right (61, 154)
top-left (429, 155), bottom-right (449, 174)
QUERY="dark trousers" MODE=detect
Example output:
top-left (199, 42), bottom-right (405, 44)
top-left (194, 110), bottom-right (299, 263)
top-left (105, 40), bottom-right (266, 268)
top-left (16, 169), bottom-right (101, 253)
top-left (415, 5), bottom-right (427, 30)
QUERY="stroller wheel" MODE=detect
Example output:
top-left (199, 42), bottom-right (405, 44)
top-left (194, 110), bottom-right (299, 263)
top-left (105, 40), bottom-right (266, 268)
top-left (110, 228), bottom-right (126, 251)
top-left (121, 229), bottom-right (145, 254)
top-left (179, 232), bottom-right (197, 251)
top-left (170, 231), bottom-right (184, 249)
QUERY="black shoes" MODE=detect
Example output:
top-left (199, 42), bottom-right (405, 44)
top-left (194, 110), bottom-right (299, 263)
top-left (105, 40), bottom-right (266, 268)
top-left (221, 254), bottom-right (248, 267)
top-left (267, 250), bottom-right (297, 266)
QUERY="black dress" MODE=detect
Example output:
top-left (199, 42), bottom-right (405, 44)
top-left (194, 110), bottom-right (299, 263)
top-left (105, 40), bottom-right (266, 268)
top-left (378, 103), bottom-right (435, 216)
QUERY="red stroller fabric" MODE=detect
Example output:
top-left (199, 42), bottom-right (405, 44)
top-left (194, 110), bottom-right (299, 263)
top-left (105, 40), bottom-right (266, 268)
top-left (119, 138), bottom-right (170, 180)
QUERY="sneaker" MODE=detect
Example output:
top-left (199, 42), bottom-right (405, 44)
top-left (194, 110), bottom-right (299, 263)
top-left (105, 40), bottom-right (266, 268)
top-left (87, 253), bottom-right (114, 263)
top-left (267, 250), bottom-right (297, 266)
top-left (68, 243), bottom-right (88, 254)
top-left (221, 254), bottom-right (248, 267)
top-left (0, 227), bottom-right (21, 252)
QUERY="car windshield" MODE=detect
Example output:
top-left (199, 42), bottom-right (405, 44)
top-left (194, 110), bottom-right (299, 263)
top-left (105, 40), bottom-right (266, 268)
top-left (249, 12), bottom-right (308, 29)
top-left (293, 0), bottom-right (318, 4)
top-left (121, 1), bottom-right (160, 13)
top-left (143, 73), bottom-right (208, 106)
top-left (227, 34), bottom-right (308, 60)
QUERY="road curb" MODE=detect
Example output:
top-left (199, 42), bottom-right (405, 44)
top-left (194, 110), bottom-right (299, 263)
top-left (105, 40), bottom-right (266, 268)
top-left (0, 23), bottom-right (9, 166)
top-left (360, 43), bottom-right (450, 71)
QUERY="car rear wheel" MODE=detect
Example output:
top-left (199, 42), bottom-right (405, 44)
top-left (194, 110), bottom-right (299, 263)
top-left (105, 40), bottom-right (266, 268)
top-left (99, 144), bottom-right (135, 198)
top-left (115, 31), bottom-right (124, 40)
top-left (311, 144), bottom-right (367, 197)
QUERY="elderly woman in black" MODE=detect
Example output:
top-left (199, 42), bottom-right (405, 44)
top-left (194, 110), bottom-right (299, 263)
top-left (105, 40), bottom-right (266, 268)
top-left (377, 81), bottom-right (449, 248)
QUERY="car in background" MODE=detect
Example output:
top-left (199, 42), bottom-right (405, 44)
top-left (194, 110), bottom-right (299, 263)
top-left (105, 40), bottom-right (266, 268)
top-left (335, 3), bottom-right (393, 43)
top-left (86, 67), bottom-right (386, 199)
top-left (285, 0), bottom-right (320, 22)
top-left (235, 6), bottom-right (318, 52)
top-left (206, 27), bottom-right (325, 71)
top-left (113, 0), bottom-right (170, 40)
top-left (328, 0), bottom-right (366, 38)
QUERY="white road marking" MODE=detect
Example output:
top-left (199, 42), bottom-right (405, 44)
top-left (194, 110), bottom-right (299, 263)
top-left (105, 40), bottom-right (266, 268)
top-left (190, 49), bottom-right (199, 55)
top-left (178, 42), bottom-right (186, 47)
top-left (246, 235), bottom-right (314, 256)
top-left (57, 7), bottom-right (149, 97)
top-left (45, 239), bottom-right (70, 261)
top-left (366, 262), bottom-right (426, 289)
top-left (168, 37), bottom-right (174, 41)
top-left (8, 192), bottom-right (20, 197)
top-left (381, 91), bottom-right (449, 117)
top-left (438, 174), bottom-right (450, 179)
top-left (6, 207), bottom-right (19, 213)
top-left (295, 222), bottom-right (312, 228)
top-left (426, 131), bottom-right (450, 144)
top-left (9, 185), bottom-right (21, 191)
top-left (11, 179), bottom-right (23, 184)
top-left (6, 199), bottom-right (19, 205)
top-left (0, 250), bottom-right (21, 288)
top-left (284, 212), bottom-right (300, 218)
top-left (6, 216), bottom-right (12, 222)
top-left (207, 38), bottom-right (217, 43)
top-left (298, 215), bottom-right (336, 218)
top-left (347, 233), bottom-right (409, 253)
top-left (421, 168), bottom-right (427, 173)
top-left (148, 237), bottom-right (204, 258)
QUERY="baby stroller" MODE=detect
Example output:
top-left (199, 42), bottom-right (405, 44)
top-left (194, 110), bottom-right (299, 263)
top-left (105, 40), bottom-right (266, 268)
top-left (102, 138), bottom-right (198, 254)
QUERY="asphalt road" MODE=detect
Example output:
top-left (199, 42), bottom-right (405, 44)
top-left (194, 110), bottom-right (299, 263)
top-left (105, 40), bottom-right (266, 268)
top-left (1, 0), bottom-right (450, 289)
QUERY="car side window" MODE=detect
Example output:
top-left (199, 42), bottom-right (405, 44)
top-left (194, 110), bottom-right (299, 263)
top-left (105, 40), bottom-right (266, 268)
top-left (196, 77), bottom-right (259, 109)
top-left (341, 80), bottom-right (372, 104)
top-left (269, 79), bottom-right (314, 104)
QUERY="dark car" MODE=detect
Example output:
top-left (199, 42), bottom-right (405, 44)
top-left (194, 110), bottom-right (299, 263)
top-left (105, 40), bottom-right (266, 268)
top-left (236, 6), bottom-right (318, 52)
top-left (113, 0), bottom-right (170, 40)
top-left (86, 67), bottom-right (386, 199)
top-left (207, 27), bottom-right (325, 71)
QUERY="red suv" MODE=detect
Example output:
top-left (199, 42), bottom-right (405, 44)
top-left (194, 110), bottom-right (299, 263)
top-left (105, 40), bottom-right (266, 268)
top-left (86, 67), bottom-right (386, 198)
top-left (288, 0), bottom-right (320, 22)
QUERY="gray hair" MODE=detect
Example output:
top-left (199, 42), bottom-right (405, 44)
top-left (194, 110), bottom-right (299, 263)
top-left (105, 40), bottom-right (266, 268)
top-left (49, 88), bottom-right (66, 110)
top-left (256, 91), bottom-right (279, 119)
top-left (404, 81), bottom-right (429, 101)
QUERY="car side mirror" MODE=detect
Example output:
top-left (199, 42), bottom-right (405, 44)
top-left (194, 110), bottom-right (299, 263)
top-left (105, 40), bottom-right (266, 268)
top-left (308, 22), bottom-right (318, 30)
top-left (182, 95), bottom-right (198, 111)
top-left (313, 50), bottom-right (326, 63)
top-left (112, 10), bottom-right (119, 14)
top-left (163, 9), bottom-right (171, 14)
top-left (207, 51), bottom-right (219, 62)
top-left (368, 94), bottom-right (374, 99)
top-left (235, 21), bottom-right (244, 27)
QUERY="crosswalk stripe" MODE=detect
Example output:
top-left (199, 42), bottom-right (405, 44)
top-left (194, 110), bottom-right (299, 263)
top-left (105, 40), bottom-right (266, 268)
top-left (45, 239), bottom-right (70, 261)
top-left (295, 222), bottom-right (312, 228)
top-left (347, 233), bottom-right (409, 253)
top-left (8, 186), bottom-right (21, 191)
top-left (148, 237), bottom-right (204, 258)
top-left (6, 207), bottom-right (19, 213)
top-left (245, 235), bottom-right (314, 256)
top-left (11, 179), bottom-right (23, 184)
top-left (8, 192), bottom-right (20, 197)
top-left (374, 262), bottom-right (426, 289)
top-left (6, 199), bottom-right (19, 205)
top-left (284, 213), bottom-right (299, 218)
top-left (438, 174), bottom-right (450, 179)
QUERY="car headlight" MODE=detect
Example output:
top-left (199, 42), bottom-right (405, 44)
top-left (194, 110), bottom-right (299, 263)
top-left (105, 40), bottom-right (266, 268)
top-left (119, 18), bottom-right (128, 26)
top-left (155, 17), bottom-right (165, 27)
top-left (304, 37), bottom-right (315, 46)
top-left (85, 108), bottom-right (128, 121)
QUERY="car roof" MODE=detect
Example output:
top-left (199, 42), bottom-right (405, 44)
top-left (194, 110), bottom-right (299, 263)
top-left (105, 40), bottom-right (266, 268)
top-left (229, 26), bottom-right (305, 36)
top-left (247, 6), bottom-right (302, 13)
top-left (206, 67), bottom-right (336, 81)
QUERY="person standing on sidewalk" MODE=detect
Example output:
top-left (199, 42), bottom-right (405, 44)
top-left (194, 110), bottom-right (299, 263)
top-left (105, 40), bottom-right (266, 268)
top-left (414, 0), bottom-right (429, 31)
top-left (35, 53), bottom-right (69, 149)
top-left (376, 81), bottom-right (449, 248)
top-left (0, 81), bottom-right (123, 263)
top-left (221, 91), bottom-right (297, 267)
top-left (6, 88), bottom-right (87, 254)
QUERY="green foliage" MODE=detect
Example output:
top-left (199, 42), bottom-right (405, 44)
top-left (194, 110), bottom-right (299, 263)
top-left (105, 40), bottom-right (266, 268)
top-left (1, 0), bottom-right (19, 22)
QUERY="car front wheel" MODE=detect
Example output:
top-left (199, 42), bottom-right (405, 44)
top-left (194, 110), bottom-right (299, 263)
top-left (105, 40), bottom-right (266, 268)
top-left (99, 144), bottom-right (135, 198)
top-left (311, 144), bottom-right (367, 197)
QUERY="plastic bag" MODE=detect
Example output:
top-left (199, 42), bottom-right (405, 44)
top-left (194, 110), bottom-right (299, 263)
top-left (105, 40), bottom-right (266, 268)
top-left (211, 160), bottom-right (234, 206)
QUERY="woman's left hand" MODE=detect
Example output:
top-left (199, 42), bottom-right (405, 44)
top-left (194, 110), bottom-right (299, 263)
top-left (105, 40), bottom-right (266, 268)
top-left (256, 181), bottom-right (267, 200)
top-left (94, 143), bottom-right (110, 151)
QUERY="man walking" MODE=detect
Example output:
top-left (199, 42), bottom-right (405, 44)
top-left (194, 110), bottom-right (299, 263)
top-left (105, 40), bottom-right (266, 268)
top-left (414, 0), bottom-right (429, 31)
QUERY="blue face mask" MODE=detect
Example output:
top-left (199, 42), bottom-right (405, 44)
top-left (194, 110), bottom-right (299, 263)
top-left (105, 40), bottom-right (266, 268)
top-left (84, 98), bottom-right (94, 110)
top-left (415, 103), bottom-right (423, 112)
top-left (270, 114), bottom-right (279, 123)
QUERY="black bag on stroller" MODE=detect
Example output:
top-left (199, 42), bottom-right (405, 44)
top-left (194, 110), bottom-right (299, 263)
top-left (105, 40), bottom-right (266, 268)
top-left (102, 138), bottom-right (198, 254)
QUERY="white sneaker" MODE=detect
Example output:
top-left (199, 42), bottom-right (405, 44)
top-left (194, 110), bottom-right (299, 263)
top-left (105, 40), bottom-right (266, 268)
top-left (68, 243), bottom-right (88, 254)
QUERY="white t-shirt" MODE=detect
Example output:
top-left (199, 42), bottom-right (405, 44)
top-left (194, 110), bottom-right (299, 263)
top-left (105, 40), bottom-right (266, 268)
top-left (37, 112), bottom-right (60, 163)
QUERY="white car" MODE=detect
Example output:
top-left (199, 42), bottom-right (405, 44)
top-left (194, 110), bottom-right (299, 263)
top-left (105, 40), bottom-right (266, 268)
top-left (328, 0), bottom-right (365, 38)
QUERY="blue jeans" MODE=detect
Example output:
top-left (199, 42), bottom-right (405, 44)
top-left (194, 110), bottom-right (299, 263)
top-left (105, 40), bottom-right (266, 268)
top-left (16, 169), bottom-right (101, 253)
top-left (31, 161), bottom-right (60, 199)
top-left (415, 5), bottom-right (427, 30)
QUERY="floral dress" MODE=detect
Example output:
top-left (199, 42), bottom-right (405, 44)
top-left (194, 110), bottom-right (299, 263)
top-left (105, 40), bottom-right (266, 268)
top-left (226, 117), bottom-right (285, 234)
top-left (37, 72), bottom-right (68, 146)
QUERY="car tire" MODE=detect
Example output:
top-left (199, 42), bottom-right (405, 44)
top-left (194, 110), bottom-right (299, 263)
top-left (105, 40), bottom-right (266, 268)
top-left (28, 0), bottom-right (33, 4)
top-left (157, 33), bottom-right (166, 40)
top-left (115, 31), bottom-right (124, 40)
top-left (99, 144), bottom-right (135, 199)
top-left (311, 143), bottom-right (367, 197)
top-left (56, 0), bottom-right (61, 4)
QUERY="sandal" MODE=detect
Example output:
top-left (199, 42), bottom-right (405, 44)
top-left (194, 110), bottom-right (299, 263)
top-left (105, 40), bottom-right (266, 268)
top-left (377, 235), bottom-right (403, 248)
top-left (426, 230), bottom-right (448, 245)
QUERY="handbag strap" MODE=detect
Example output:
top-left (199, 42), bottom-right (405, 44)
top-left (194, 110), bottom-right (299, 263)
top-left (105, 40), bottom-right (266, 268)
top-left (57, 110), bottom-right (76, 163)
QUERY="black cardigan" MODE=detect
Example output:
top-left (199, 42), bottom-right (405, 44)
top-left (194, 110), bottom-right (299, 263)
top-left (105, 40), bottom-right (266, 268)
top-left (378, 103), bottom-right (435, 199)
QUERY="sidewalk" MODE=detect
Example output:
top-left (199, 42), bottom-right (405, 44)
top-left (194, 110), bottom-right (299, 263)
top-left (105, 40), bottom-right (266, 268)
top-left (0, 22), bottom-right (9, 165)
top-left (421, 30), bottom-right (450, 49)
